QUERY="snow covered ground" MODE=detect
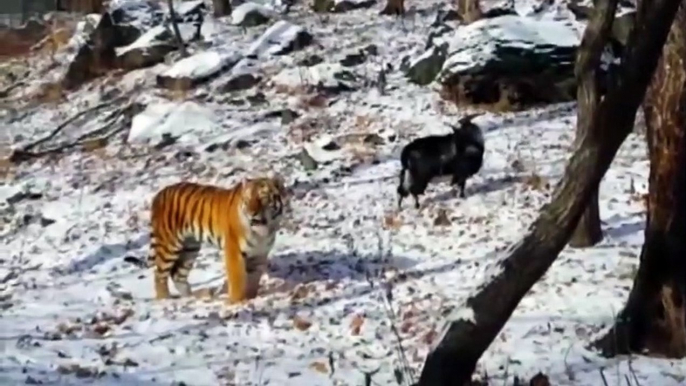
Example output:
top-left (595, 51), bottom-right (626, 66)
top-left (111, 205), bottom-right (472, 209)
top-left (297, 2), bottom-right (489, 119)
top-left (2, 0), bottom-right (685, 385)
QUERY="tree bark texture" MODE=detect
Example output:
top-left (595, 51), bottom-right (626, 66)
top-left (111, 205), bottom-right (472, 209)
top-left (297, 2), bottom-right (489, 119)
top-left (380, 0), bottom-right (405, 16)
top-left (167, 0), bottom-right (188, 58)
top-left (569, 0), bottom-right (619, 247)
top-left (456, 0), bottom-right (484, 24)
top-left (416, 0), bottom-right (685, 383)
top-left (595, 0), bottom-right (686, 358)
top-left (213, 0), bottom-right (232, 17)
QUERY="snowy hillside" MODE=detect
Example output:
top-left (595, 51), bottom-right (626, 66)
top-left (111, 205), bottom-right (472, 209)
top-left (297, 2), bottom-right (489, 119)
top-left (2, 0), bottom-right (684, 385)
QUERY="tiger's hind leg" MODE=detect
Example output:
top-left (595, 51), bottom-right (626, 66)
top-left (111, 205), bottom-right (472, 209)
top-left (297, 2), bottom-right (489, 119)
top-left (170, 238), bottom-right (201, 298)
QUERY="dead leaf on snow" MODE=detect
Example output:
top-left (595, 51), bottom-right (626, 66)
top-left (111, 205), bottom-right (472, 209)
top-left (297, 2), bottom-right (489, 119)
top-left (293, 315), bottom-right (312, 331)
top-left (309, 361), bottom-right (328, 374)
top-left (350, 314), bottom-right (364, 336)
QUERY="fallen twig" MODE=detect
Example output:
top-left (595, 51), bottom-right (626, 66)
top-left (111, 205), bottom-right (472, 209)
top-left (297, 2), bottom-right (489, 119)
top-left (0, 81), bottom-right (26, 99)
top-left (9, 99), bottom-right (134, 163)
top-left (17, 96), bottom-right (128, 154)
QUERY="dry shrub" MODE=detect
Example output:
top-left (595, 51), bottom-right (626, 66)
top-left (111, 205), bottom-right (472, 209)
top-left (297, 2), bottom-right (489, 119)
top-left (354, 114), bottom-right (374, 130)
top-left (297, 92), bottom-right (328, 110)
top-left (0, 157), bottom-right (12, 180)
top-left (456, 0), bottom-right (484, 24)
top-left (349, 144), bottom-right (377, 164)
top-left (81, 138), bottom-right (109, 153)
top-left (272, 83), bottom-right (310, 96)
top-left (34, 81), bottom-right (66, 104)
top-left (383, 212), bottom-right (403, 230)
top-left (32, 27), bottom-right (74, 62)
top-left (523, 173), bottom-right (548, 191)
top-left (440, 81), bottom-right (519, 113)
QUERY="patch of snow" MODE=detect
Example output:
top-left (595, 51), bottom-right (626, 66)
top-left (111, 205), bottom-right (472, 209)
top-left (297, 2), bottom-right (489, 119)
top-left (162, 50), bottom-right (241, 79)
top-left (272, 62), bottom-right (351, 89)
top-left (304, 135), bottom-right (347, 163)
top-left (127, 101), bottom-right (221, 145)
top-left (175, 0), bottom-right (205, 15)
top-left (230, 2), bottom-right (277, 25)
top-left (115, 23), bottom-right (197, 57)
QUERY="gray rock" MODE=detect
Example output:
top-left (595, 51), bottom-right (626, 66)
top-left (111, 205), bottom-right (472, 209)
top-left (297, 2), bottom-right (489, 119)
top-left (218, 59), bottom-right (262, 92)
top-left (405, 43), bottom-right (448, 86)
top-left (331, 0), bottom-right (377, 13)
top-left (436, 15), bottom-right (581, 109)
top-left (297, 149), bottom-right (318, 171)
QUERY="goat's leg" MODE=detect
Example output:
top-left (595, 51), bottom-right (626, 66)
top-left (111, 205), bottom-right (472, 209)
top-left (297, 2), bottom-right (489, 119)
top-left (409, 178), bottom-right (429, 210)
top-left (397, 168), bottom-right (410, 210)
top-left (451, 174), bottom-right (467, 198)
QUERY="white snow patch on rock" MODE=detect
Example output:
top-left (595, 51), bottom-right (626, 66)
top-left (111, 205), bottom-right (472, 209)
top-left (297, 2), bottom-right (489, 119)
top-left (272, 62), bottom-right (351, 89)
top-left (128, 101), bottom-right (221, 145)
top-left (162, 50), bottom-right (241, 80)
top-left (439, 14), bottom-right (580, 76)
top-left (115, 23), bottom-right (197, 57)
top-left (304, 135), bottom-right (346, 163)
top-left (230, 2), bottom-right (277, 25)
top-left (247, 20), bottom-right (312, 58)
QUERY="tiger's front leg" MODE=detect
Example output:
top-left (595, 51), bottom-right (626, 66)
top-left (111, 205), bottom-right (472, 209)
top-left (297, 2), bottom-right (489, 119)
top-left (223, 240), bottom-right (247, 305)
top-left (245, 255), bottom-right (268, 299)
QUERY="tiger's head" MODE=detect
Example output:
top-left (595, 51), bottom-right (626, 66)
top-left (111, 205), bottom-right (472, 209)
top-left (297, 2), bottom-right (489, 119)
top-left (240, 174), bottom-right (291, 229)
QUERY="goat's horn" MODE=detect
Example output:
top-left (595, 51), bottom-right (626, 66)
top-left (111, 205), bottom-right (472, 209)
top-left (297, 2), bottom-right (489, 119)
top-left (458, 112), bottom-right (484, 124)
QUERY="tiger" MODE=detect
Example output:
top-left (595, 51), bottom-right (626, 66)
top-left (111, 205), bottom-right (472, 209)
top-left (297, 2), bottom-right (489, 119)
top-left (124, 175), bottom-right (291, 304)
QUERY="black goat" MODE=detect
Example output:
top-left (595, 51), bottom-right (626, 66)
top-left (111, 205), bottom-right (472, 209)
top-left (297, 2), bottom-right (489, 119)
top-left (397, 113), bottom-right (485, 209)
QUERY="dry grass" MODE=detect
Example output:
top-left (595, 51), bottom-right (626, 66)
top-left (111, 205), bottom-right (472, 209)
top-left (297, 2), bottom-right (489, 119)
top-left (33, 81), bottom-right (67, 104)
top-left (440, 81), bottom-right (521, 113)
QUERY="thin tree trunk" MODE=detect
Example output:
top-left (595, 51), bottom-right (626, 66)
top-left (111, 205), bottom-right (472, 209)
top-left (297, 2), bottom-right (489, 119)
top-left (213, 0), bottom-right (232, 17)
top-left (167, 0), bottom-right (188, 58)
top-left (595, 1), bottom-right (686, 358)
top-left (416, 0), bottom-right (684, 383)
top-left (380, 0), bottom-right (405, 16)
top-left (569, 0), bottom-right (618, 248)
top-left (456, 0), bottom-right (483, 24)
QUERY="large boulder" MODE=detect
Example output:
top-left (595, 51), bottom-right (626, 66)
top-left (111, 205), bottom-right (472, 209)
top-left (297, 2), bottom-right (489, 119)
top-left (435, 15), bottom-right (582, 109)
top-left (62, 0), bottom-right (207, 89)
top-left (62, 0), bottom-right (164, 89)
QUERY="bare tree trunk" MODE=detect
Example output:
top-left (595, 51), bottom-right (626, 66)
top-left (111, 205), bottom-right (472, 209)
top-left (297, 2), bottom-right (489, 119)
top-left (595, 1), bottom-right (686, 358)
top-left (167, 0), bottom-right (188, 58)
top-left (568, 0), bottom-right (618, 248)
top-left (213, 0), bottom-right (232, 17)
top-left (415, 0), bottom-right (684, 383)
top-left (456, 0), bottom-right (483, 24)
top-left (380, 0), bottom-right (405, 16)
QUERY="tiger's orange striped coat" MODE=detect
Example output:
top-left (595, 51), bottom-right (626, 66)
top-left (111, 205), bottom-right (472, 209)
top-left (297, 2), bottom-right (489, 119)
top-left (125, 176), bottom-right (290, 304)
